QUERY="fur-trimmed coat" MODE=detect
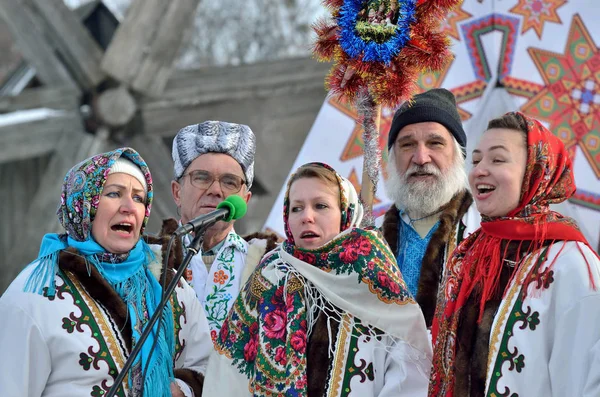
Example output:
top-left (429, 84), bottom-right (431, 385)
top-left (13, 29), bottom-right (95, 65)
top-left (381, 190), bottom-right (476, 327)
top-left (0, 232), bottom-right (212, 397)
top-left (450, 242), bottom-right (600, 397)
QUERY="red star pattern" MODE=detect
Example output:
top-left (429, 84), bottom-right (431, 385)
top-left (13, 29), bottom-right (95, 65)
top-left (346, 168), bottom-right (382, 205)
top-left (522, 14), bottom-right (600, 177)
top-left (328, 97), bottom-right (393, 165)
top-left (440, 6), bottom-right (473, 41)
top-left (510, 0), bottom-right (566, 39)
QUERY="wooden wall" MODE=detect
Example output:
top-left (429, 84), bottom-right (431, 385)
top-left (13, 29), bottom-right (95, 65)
top-left (0, 155), bottom-right (52, 292)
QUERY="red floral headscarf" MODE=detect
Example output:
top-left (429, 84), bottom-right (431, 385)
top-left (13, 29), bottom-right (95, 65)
top-left (429, 112), bottom-right (597, 397)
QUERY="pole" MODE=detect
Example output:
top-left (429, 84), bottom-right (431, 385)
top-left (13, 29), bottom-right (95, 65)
top-left (358, 92), bottom-right (382, 227)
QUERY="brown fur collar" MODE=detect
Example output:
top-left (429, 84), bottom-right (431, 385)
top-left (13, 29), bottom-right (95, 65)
top-left (381, 190), bottom-right (473, 326)
top-left (145, 218), bottom-right (185, 286)
top-left (307, 310), bottom-right (340, 396)
top-left (453, 240), bottom-right (546, 395)
top-left (57, 228), bottom-right (204, 396)
top-left (174, 368), bottom-right (204, 395)
top-left (159, 218), bottom-right (279, 269)
top-left (242, 231), bottom-right (280, 253)
top-left (453, 265), bottom-right (511, 396)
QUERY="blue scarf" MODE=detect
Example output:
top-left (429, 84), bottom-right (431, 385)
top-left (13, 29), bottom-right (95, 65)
top-left (24, 233), bottom-right (175, 397)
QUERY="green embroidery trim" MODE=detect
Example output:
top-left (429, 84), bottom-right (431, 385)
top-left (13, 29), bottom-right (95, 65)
top-left (339, 320), bottom-right (378, 396)
top-left (171, 293), bottom-right (184, 357)
top-left (486, 247), bottom-right (551, 397)
top-left (204, 232), bottom-right (248, 332)
top-left (205, 246), bottom-right (237, 330)
top-left (50, 270), bottom-right (126, 397)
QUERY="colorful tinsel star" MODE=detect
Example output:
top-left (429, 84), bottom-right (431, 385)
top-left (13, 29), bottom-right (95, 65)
top-left (313, 0), bottom-right (461, 108)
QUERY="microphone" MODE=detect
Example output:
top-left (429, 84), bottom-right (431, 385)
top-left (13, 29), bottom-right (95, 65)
top-left (173, 195), bottom-right (247, 237)
top-left (106, 196), bottom-right (247, 397)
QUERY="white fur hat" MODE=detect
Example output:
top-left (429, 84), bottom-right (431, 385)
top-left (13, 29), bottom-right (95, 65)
top-left (172, 121), bottom-right (256, 188)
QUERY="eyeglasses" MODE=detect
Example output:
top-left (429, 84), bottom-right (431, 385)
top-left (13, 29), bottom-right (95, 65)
top-left (180, 170), bottom-right (246, 193)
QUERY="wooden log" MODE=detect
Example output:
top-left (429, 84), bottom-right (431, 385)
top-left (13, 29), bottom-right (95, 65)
top-left (101, 0), bottom-right (201, 96)
top-left (0, 86), bottom-right (80, 114)
top-left (30, 0), bottom-right (106, 90)
top-left (96, 86), bottom-right (137, 127)
top-left (159, 57), bottom-right (331, 101)
top-left (0, 154), bottom-right (52, 293)
top-left (0, 0), bottom-right (77, 89)
top-left (0, 111), bottom-right (83, 163)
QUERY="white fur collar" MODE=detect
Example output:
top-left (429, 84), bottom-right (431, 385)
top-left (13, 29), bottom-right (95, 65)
top-left (147, 244), bottom-right (164, 280)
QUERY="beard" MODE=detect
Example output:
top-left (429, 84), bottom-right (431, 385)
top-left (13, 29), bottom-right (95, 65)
top-left (384, 151), bottom-right (469, 218)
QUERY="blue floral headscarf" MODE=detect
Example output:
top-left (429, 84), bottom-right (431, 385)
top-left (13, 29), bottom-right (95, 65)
top-left (57, 147), bottom-right (153, 241)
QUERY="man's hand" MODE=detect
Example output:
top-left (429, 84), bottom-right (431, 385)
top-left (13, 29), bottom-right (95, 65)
top-left (170, 382), bottom-right (185, 397)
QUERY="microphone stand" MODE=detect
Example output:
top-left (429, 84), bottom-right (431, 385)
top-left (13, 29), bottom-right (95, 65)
top-left (106, 227), bottom-right (206, 397)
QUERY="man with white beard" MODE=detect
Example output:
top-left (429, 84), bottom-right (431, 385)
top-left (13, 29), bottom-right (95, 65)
top-left (380, 88), bottom-right (480, 327)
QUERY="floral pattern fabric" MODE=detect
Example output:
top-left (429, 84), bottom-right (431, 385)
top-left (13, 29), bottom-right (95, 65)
top-left (57, 147), bottom-right (153, 242)
top-left (184, 231), bottom-right (248, 339)
top-left (215, 227), bottom-right (415, 396)
top-left (282, 229), bottom-right (411, 303)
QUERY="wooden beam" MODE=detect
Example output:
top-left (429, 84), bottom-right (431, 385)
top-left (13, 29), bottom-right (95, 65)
top-left (0, 111), bottom-right (83, 163)
top-left (0, 0), bottom-right (77, 89)
top-left (0, 153), bottom-right (53, 293)
top-left (160, 57), bottom-right (330, 101)
top-left (140, 58), bottom-right (330, 136)
top-left (0, 86), bottom-right (80, 114)
top-left (30, 0), bottom-right (106, 90)
top-left (101, 0), bottom-right (201, 96)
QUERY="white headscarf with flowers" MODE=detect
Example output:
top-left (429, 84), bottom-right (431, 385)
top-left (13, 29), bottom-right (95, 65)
top-left (205, 162), bottom-right (430, 397)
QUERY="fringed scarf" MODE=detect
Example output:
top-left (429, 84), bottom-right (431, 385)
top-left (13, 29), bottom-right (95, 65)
top-left (429, 112), bottom-right (598, 397)
top-left (23, 148), bottom-right (176, 397)
top-left (212, 163), bottom-right (429, 396)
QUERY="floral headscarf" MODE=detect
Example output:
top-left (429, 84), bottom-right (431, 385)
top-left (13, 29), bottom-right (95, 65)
top-left (282, 162), bottom-right (363, 244)
top-left (429, 112), bottom-right (596, 397)
top-left (213, 162), bottom-right (429, 396)
top-left (57, 147), bottom-right (153, 241)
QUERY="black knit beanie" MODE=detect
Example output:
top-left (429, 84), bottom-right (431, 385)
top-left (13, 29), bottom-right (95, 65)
top-left (387, 88), bottom-right (467, 156)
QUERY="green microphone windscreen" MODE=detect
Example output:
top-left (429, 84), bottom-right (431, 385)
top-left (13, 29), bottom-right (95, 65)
top-left (216, 195), bottom-right (248, 222)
